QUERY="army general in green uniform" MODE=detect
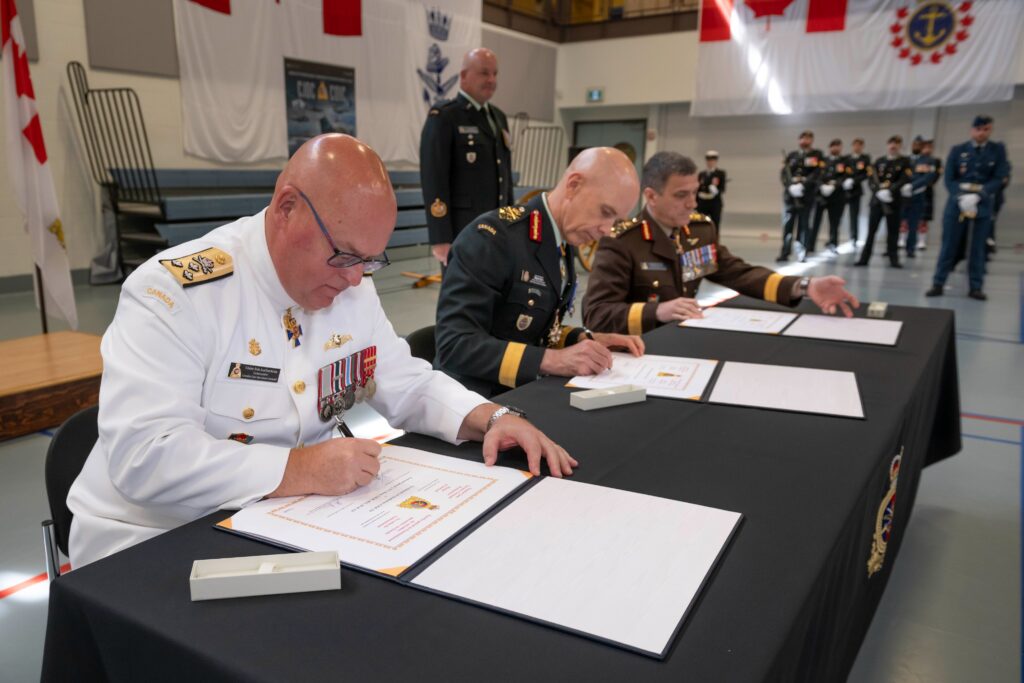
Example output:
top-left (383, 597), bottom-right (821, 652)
top-left (435, 148), bottom-right (644, 397)
top-left (419, 48), bottom-right (514, 269)
top-left (583, 152), bottom-right (860, 336)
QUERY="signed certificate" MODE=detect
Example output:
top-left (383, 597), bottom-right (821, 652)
top-left (220, 446), bottom-right (531, 576)
top-left (569, 353), bottom-right (719, 401)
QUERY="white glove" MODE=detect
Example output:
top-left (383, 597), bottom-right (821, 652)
top-left (820, 184), bottom-right (835, 197)
top-left (957, 193), bottom-right (981, 214)
top-left (842, 178), bottom-right (855, 191)
top-left (788, 183), bottom-right (804, 198)
top-left (875, 188), bottom-right (893, 203)
top-left (900, 183), bottom-right (913, 198)
top-left (708, 184), bottom-right (720, 197)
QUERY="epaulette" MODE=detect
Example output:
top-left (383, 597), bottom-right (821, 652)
top-left (160, 247), bottom-right (233, 287)
top-left (611, 217), bottom-right (640, 238)
top-left (688, 212), bottom-right (713, 224)
top-left (497, 205), bottom-right (526, 223)
top-left (428, 98), bottom-right (458, 116)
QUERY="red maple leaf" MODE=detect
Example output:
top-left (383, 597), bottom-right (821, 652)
top-left (930, 52), bottom-right (943, 64)
top-left (959, 2), bottom-right (972, 12)
top-left (945, 43), bottom-right (957, 55)
top-left (961, 15), bottom-right (973, 26)
top-left (744, 0), bottom-right (795, 18)
top-left (892, 37), bottom-right (903, 47)
top-left (890, 22), bottom-right (902, 34)
top-left (911, 54), bottom-right (923, 65)
top-left (956, 30), bottom-right (969, 41)
top-left (899, 48), bottom-right (911, 59)
top-left (896, 7), bottom-right (909, 19)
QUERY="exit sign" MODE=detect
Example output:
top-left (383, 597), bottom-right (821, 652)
top-left (586, 87), bottom-right (603, 103)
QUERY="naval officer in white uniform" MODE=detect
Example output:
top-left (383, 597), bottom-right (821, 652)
top-left (68, 134), bottom-right (576, 567)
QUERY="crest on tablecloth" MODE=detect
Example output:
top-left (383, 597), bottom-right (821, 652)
top-left (867, 447), bottom-right (903, 578)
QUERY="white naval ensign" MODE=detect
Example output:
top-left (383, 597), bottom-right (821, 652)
top-left (67, 210), bottom-right (487, 567)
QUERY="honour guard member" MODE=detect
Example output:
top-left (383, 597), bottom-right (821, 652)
top-left (419, 48), bottom-right (514, 269)
top-left (809, 138), bottom-right (849, 253)
top-left (901, 137), bottom-right (940, 258)
top-left (855, 135), bottom-right (912, 268)
top-left (778, 130), bottom-right (824, 262)
top-left (435, 148), bottom-right (644, 397)
top-left (843, 137), bottom-right (871, 245)
top-left (68, 135), bottom-right (575, 568)
top-left (583, 152), bottom-right (860, 335)
top-left (927, 115), bottom-right (1009, 300)
top-left (918, 142), bottom-right (943, 251)
top-left (696, 150), bottom-right (727, 231)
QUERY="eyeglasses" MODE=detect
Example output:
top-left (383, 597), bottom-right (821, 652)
top-left (296, 189), bottom-right (390, 272)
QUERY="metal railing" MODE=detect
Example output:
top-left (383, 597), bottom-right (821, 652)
top-left (515, 123), bottom-right (566, 188)
top-left (66, 61), bottom-right (161, 208)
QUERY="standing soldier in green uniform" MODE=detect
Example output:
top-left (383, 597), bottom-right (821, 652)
top-left (809, 138), bottom-right (849, 253)
top-left (843, 137), bottom-right (871, 246)
top-left (855, 135), bottom-right (912, 268)
top-left (778, 130), bottom-right (824, 262)
top-left (419, 48), bottom-right (514, 270)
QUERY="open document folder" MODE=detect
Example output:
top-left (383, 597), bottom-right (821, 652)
top-left (569, 352), bottom-right (719, 401)
top-left (219, 446), bottom-right (742, 658)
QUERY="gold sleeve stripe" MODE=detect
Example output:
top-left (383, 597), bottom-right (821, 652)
top-left (556, 325), bottom-right (573, 349)
top-left (628, 303), bottom-right (645, 336)
top-left (499, 342), bottom-right (527, 388)
top-left (764, 272), bottom-right (784, 303)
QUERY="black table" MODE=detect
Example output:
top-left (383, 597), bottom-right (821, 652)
top-left (42, 298), bottom-right (960, 683)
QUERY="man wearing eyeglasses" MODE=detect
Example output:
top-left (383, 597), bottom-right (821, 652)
top-left (67, 134), bottom-right (576, 568)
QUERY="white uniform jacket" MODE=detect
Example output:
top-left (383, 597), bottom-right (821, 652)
top-left (68, 211), bottom-right (487, 567)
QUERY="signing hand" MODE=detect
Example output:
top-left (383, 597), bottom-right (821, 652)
top-left (807, 276), bottom-right (861, 317)
top-left (591, 332), bottom-right (645, 357)
top-left (483, 414), bottom-right (578, 477)
top-left (540, 340), bottom-right (613, 377)
top-left (431, 242), bottom-right (451, 266)
top-left (269, 438), bottom-right (382, 497)
top-left (656, 296), bottom-right (703, 323)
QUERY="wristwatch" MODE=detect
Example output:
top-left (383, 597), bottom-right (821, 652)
top-left (797, 276), bottom-right (811, 298)
top-left (487, 405), bottom-right (526, 432)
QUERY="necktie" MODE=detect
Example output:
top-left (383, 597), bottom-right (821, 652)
top-left (483, 104), bottom-right (498, 137)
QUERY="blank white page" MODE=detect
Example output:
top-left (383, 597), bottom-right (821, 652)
top-left (708, 361), bottom-right (864, 418)
top-left (411, 477), bottom-right (741, 657)
top-left (781, 315), bottom-right (902, 346)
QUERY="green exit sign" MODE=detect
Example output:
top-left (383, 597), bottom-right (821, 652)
top-left (586, 87), bottom-right (603, 103)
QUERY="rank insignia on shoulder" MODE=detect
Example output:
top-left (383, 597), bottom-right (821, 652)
top-left (611, 217), bottom-right (639, 238)
top-left (429, 108), bottom-right (440, 116)
top-left (160, 247), bottom-right (232, 287)
top-left (498, 205), bottom-right (525, 222)
top-left (529, 210), bottom-right (542, 242)
top-left (688, 212), bottom-right (711, 223)
top-left (430, 198), bottom-right (447, 218)
top-left (477, 223), bottom-right (497, 236)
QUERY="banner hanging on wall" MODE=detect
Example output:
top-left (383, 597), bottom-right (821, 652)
top-left (173, 0), bottom-right (480, 163)
top-left (692, 0), bottom-right (1024, 117)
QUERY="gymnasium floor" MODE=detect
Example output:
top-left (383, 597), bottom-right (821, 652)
top-left (1, 215), bottom-right (1021, 681)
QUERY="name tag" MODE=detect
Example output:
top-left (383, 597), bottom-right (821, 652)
top-left (458, 126), bottom-right (480, 134)
top-left (227, 362), bottom-right (280, 383)
top-left (640, 262), bottom-right (668, 271)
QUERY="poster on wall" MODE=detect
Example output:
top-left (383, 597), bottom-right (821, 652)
top-left (284, 58), bottom-right (356, 157)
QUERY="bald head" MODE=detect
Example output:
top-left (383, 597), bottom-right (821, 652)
top-left (548, 147), bottom-right (640, 246)
top-left (460, 48), bottom-right (498, 105)
top-left (267, 134), bottom-right (397, 310)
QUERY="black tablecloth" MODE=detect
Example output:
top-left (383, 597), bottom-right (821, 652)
top-left (42, 298), bottom-right (960, 683)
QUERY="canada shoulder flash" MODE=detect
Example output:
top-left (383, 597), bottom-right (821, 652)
top-left (160, 247), bottom-right (233, 287)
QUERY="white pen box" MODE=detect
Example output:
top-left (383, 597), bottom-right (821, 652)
top-left (189, 551), bottom-right (341, 601)
top-left (570, 385), bottom-right (647, 411)
top-left (867, 301), bottom-right (888, 319)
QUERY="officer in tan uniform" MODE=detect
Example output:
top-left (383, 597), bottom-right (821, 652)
top-left (583, 152), bottom-right (860, 335)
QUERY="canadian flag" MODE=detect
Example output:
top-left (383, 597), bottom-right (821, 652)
top-left (2, 0), bottom-right (78, 328)
top-left (692, 0), bottom-right (1024, 117)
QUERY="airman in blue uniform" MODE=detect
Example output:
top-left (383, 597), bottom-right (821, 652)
top-left (926, 116), bottom-right (1009, 300)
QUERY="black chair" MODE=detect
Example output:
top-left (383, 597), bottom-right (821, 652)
top-left (42, 405), bottom-right (99, 578)
top-left (406, 325), bottom-right (436, 365)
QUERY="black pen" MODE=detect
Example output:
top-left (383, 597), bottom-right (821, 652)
top-left (335, 417), bottom-right (355, 438)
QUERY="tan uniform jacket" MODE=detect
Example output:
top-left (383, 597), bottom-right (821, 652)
top-left (582, 209), bottom-right (801, 335)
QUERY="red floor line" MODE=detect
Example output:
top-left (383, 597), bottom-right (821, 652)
top-left (0, 564), bottom-right (71, 600)
top-left (961, 412), bottom-right (1024, 427)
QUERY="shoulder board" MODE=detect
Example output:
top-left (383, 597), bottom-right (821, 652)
top-left (688, 212), bottom-right (712, 224)
top-left (611, 217), bottom-right (640, 238)
top-left (160, 247), bottom-right (233, 288)
top-left (497, 205), bottom-right (527, 223)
